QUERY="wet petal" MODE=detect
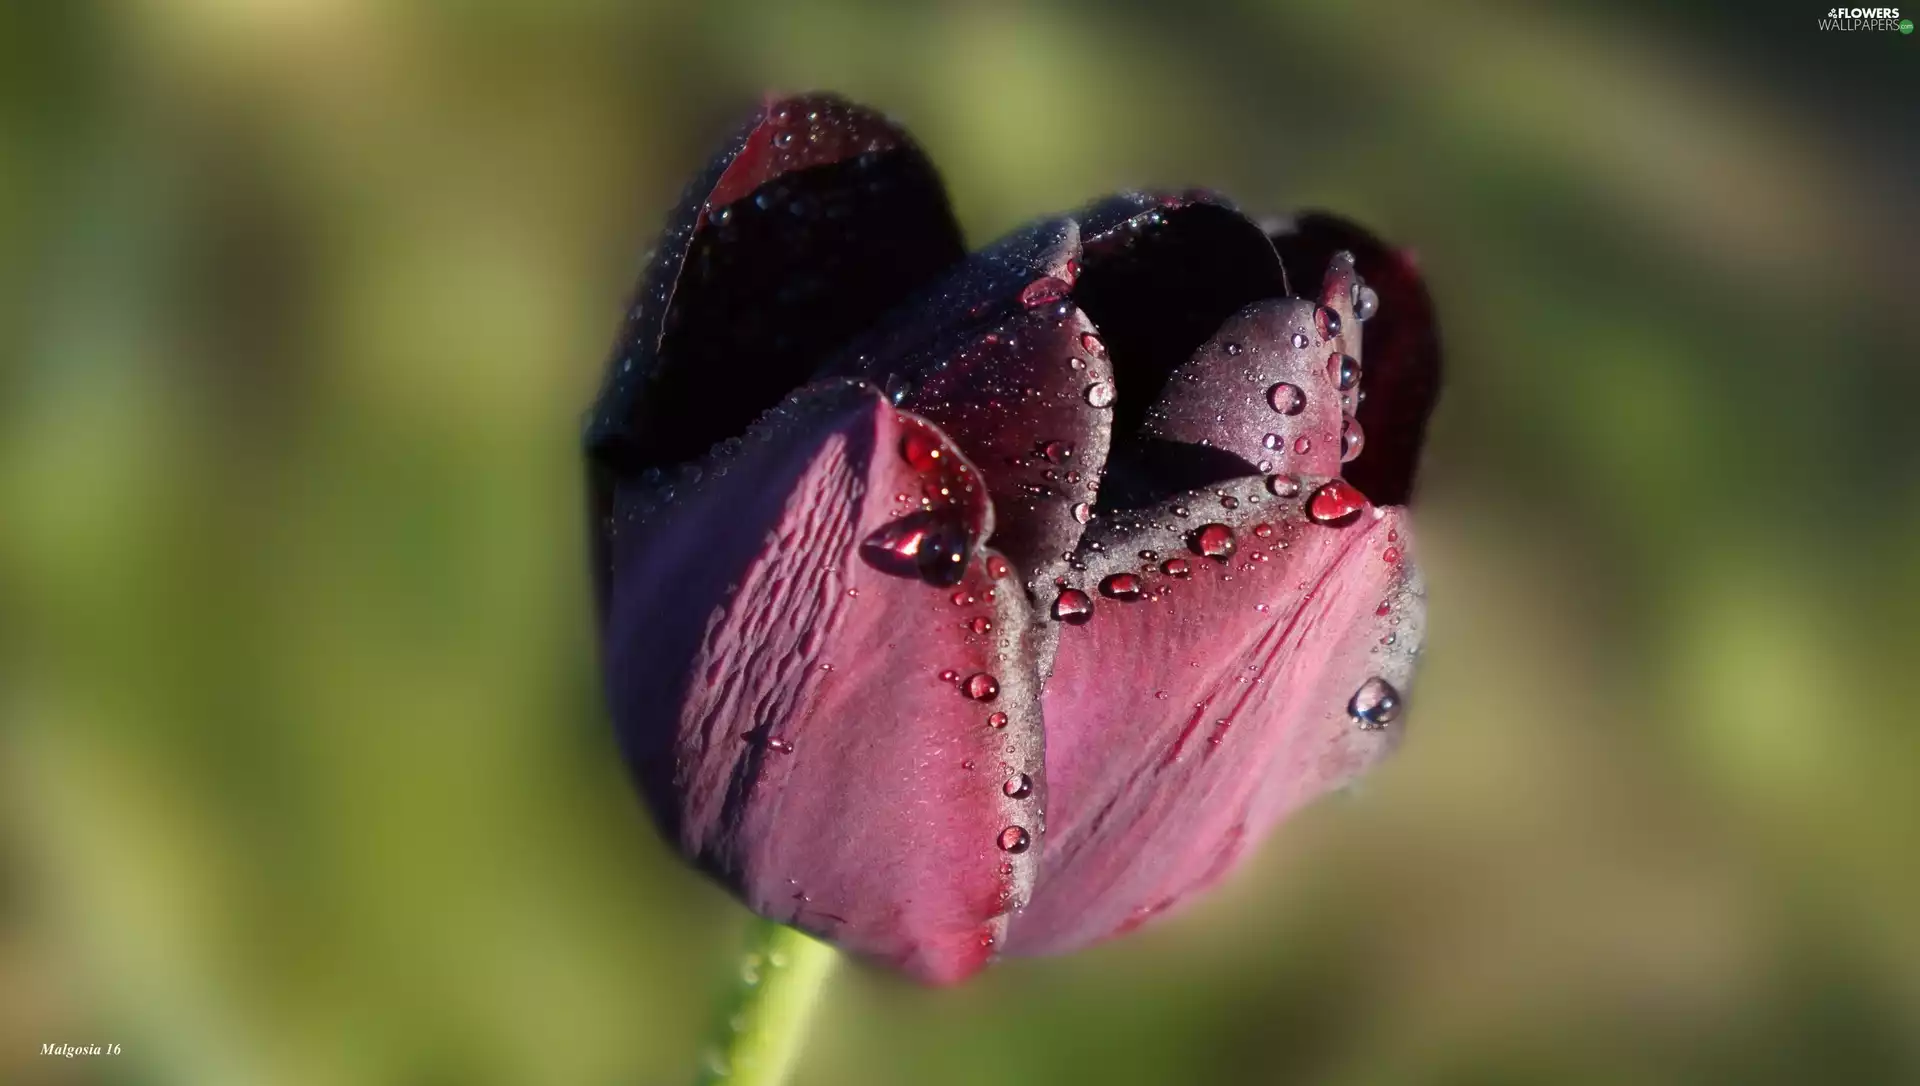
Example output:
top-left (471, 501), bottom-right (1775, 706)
top-left (825, 218), bottom-right (1114, 593)
top-left (602, 382), bottom-right (1044, 983)
top-left (1135, 298), bottom-right (1345, 493)
top-left (586, 94), bottom-right (966, 476)
top-left (1267, 213), bottom-right (1441, 504)
top-left (1004, 475), bottom-right (1423, 957)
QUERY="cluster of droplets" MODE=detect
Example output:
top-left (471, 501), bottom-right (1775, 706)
top-left (858, 422), bottom-right (989, 586)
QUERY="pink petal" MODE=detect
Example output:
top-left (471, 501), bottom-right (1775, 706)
top-left (1004, 475), bottom-right (1423, 956)
top-left (602, 382), bottom-right (1043, 983)
top-left (1267, 213), bottom-right (1441, 504)
top-left (823, 219), bottom-right (1115, 589)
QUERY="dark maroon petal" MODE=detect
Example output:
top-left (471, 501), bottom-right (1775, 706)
top-left (1137, 297), bottom-right (1345, 490)
top-left (825, 219), bottom-right (1114, 593)
top-left (1004, 474), bottom-right (1423, 957)
top-left (1267, 213), bottom-right (1440, 504)
top-left (1071, 192), bottom-right (1290, 450)
top-left (602, 382), bottom-right (1044, 983)
top-left (585, 94), bottom-right (965, 477)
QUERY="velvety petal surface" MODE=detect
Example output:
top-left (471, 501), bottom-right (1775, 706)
top-left (823, 219), bottom-right (1115, 590)
top-left (602, 381), bottom-right (1045, 983)
top-left (1136, 297), bottom-right (1345, 491)
top-left (1004, 474), bottom-right (1424, 957)
top-left (1267, 212), bottom-right (1440, 504)
top-left (586, 94), bottom-right (966, 476)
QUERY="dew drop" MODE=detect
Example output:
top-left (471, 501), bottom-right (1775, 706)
top-left (1099, 572), bottom-right (1144, 601)
top-left (1293, 435), bottom-right (1311, 454)
top-left (986, 555), bottom-right (1011, 580)
top-left (1003, 774), bottom-right (1033, 799)
top-left (1266, 474), bottom-right (1301, 498)
top-left (1383, 546), bottom-right (1401, 565)
top-left (1190, 523), bottom-right (1236, 560)
top-left (1354, 282), bottom-right (1379, 321)
top-left (900, 430), bottom-right (944, 472)
top-left (1041, 440), bottom-right (1073, 463)
top-left (1084, 380), bottom-right (1116, 408)
top-left (1254, 522), bottom-right (1275, 539)
top-left (987, 711), bottom-right (1009, 729)
top-left (938, 669), bottom-right (960, 683)
top-left (1262, 433), bottom-right (1282, 450)
top-left (968, 616), bottom-right (993, 634)
top-left (1349, 676), bottom-right (1402, 729)
top-left (1268, 382), bottom-right (1305, 415)
top-left (1330, 353), bottom-right (1360, 390)
top-left (1290, 331), bottom-right (1309, 350)
top-left (964, 673), bottom-right (1000, 701)
top-left (1307, 480), bottom-right (1369, 525)
top-left (1020, 276), bottom-right (1071, 309)
top-left (1161, 557), bottom-right (1192, 578)
top-left (1341, 415), bottom-right (1365, 462)
top-left (1072, 502), bottom-right (1092, 524)
top-left (1078, 331), bottom-right (1107, 358)
top-left (767, 735), bottom-right (795, 754)
top-left (1052, 588), bottom-right (1095, 625)
top-left (860, 512), bottom-right (971, 586)
top-left (1316, 305), bottom-right (1341, 340)
top-left (998, 826), bottom-right (1032, 853)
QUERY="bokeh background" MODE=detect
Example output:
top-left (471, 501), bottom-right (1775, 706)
top-left (5, 1), bottom-right (1919, 1083)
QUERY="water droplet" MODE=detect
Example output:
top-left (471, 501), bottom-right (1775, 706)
top-left (711, 205), bottom-right (734, 226)
top-left (988, 711), bottom-right (1009, 729)
top-left (1293, 436), bottom-right (1311, 454)
top-left (1221, 495), bottom-right (1239, 510)
top-left (860, 512), bottom-right (971, 586)
top-left (1354, 282), bottom-right (1379, 321)
top-left (964, 673), bottom-right (1000, 701)
top-left (1084, 380), bottom-right (1116, 408)
top-left (1349, 676), bottom-right (1401, 729)
top-left (1099, 572), bottom-right (1144, 600)
top-left (1341, 416), bottom-right (1365, 462)
top-left (1266, 474), bottom-right (1300, 498)
top-left (1254, 522), bottom-right (1275, 538)
top-left (939, 669), bottom-right (960, 683)
top-left (1041, 440), bottom-right (1073, 463)
top-left (1382, 546), bottom-right (1401, 565)
top-left (1331, 354), bottom-right (1360, 390)
top-left (1079, 331), bottom-right (1107, 358)
top-left (951, 589), bottom-right (974, 606)
top-left (1290, 331), bottom-right (1309, 350)
top-left (1190, 523), bottom-right (1236, 559)
top-left (768, 736), bottom-right (795, 754)
top-left (1268, 382), bottom-right (1305, 415)
top-left (1161, 557), bottom-right (1192, 578)
top-left (998, 826), bottom-right (1032, 853)
top-left (1316, 305), bottom-right (1341, 340)
top-left (968, 616), bottom-right (993, 634)
top-left (1052, 588), bottom-right (1094, 625)
top-left (1072, 502), bottom-right (1092, 524)
top-left (1003, 774), bottom-right (1033, 799)
top-left (1021, 276), bottom-right (1071, 309)
top-left (1154, 690), bottom-right (1170, 700)
top-left (1307, 480), bottom-right (1369, 525)
top-left (773, 130), bottom-right (795, 148)
top-left (1262, 433), bottom-right (1282, 450)
top-left (883, 372), bottom-right (913, 405)
top-left (986, 555), bottom-right (1011, 579)
top-left (900, 430), bottom-right (944, 472)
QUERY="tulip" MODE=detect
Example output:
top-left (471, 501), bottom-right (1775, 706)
top-left (588, 94), bottom-right (1440, 987)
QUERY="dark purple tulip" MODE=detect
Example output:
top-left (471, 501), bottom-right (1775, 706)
top-left (588, 94), bottom-right (1440, 983)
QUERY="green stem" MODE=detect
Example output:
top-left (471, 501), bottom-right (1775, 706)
top-left (695, 918), bottom-right (839, 1086)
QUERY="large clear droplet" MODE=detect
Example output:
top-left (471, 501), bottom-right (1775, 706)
top-left (1349, 676), bottom-right (1402, 729)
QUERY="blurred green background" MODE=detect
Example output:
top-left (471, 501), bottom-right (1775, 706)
top-left (5, 2), bottom-right (1919, 1083)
